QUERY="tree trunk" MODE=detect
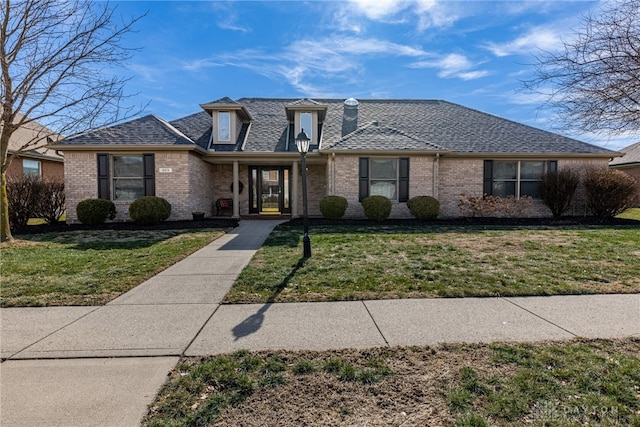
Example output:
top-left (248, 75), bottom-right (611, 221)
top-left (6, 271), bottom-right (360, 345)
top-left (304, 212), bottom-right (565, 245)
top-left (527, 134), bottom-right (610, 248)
top-left (0, 170), bottom-right (13, 242)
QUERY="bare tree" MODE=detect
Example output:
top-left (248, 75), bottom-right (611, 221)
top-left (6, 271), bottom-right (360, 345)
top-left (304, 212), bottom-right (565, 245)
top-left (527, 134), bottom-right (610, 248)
top-left (524, 0), bottom-right (640, 135)
top-left (1, 0), bottom-right (144, 242)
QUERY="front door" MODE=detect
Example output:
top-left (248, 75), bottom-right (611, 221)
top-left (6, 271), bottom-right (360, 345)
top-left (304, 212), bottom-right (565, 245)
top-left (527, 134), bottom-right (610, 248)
top-left (249, 166), bottom-right (291, 214)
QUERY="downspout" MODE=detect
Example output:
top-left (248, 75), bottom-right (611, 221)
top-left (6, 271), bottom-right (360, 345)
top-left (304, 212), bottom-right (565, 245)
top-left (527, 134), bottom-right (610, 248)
top-left (432, 153), bottom-right (440, 198)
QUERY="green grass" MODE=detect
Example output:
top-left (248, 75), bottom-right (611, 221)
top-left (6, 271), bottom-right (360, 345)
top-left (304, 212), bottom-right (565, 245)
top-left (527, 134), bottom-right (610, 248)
top-left (0, 229), bottom-right (225, 307)
top-left (448, 339), bottom-right (640, 426)
top-left (224, 224), bottom-right (640, 303)
top-left (617, 208), bottom-right (640, 221)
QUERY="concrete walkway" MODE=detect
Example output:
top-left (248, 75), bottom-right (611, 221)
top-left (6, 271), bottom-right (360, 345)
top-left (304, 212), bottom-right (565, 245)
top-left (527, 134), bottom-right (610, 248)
top-left (1, 220), bottom-right (639, 426)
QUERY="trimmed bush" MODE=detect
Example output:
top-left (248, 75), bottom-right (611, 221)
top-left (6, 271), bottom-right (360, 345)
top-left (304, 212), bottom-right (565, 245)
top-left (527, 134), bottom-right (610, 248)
top-left (360, 195), bottom-right (392, 221)
top-left (319, 195), bottom-right (348, 219)
top-left (128, 196), bottom-right (171, 225)
top-left (540, 169), bottom-right (581, 218)
top-left (407, 196), bottom-right (440, 220)
top-left (584, 168), bottom-right (639, 218)
top-left (76, 199), bottom-right (116, 225)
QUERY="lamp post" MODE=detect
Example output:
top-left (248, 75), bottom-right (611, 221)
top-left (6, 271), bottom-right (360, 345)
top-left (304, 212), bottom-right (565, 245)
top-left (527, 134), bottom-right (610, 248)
top-left (295, 129), bottom-right (312, 258)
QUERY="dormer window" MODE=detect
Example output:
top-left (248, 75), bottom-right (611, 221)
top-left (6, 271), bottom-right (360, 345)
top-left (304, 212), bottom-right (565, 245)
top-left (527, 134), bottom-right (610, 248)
top-left (285, 99), bottom-right (328, 148)
top-left (199, 97), bottom-right (252, 146)
top-left (218, 111), bottom-right (231, 142)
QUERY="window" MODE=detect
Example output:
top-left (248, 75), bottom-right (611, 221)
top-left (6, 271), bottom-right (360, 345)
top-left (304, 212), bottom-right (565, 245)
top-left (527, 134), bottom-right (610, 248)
top-left (22, 159), bottom-right (41, 176)
top-left (218, 111), bottom-right (231, 141)
top-left (300, 112), bottom-right (313, 141)
top-left (359, 157), bottom-right (409, 202)
top-left (97, 153), bottom-right (155, 200)
top-left (484, 160), bottom-right (556, 199)
top-left (113, 156), bottom-right (144, 200)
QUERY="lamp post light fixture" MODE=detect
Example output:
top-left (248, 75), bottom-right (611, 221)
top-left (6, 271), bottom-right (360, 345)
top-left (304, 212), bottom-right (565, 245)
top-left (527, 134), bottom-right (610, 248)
top-left (295, 129), bottom-right (312, 258)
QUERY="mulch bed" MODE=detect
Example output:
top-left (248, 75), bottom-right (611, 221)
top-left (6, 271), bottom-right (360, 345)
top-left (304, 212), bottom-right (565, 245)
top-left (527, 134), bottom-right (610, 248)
top-left (12, 215), bottom-right (636, 236)
top-left (12, 218), bottom-right (240, 236)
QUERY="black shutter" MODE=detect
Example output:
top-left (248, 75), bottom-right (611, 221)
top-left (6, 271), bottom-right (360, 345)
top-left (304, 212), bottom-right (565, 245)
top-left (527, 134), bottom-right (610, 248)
top-left (359, 157), bottom-right (369, 201)
top-left (143, 154), bottom-right (155, 196)
top-left (548, 160), bottom-right (558, 173)
top-left (483, 160), bottom-right (493, 196)
top-left (399, 157), bottom-right (410, 202)
top-left (97, 153), bottom-right (110, 199)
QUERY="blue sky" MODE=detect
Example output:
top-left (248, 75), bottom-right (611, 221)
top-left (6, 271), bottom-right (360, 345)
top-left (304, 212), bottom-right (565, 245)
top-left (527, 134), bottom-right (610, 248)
top-left (111, 0), bottom-right (634, 150)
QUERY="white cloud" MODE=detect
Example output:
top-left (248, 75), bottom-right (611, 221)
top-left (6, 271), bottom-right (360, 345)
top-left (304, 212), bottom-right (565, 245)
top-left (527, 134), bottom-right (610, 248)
top-left (346, 0), bottom-right (459, 29)
top-left (484, 27), bottom-right (564, 57)
top-left (181, 37), bottom-right (428, 95)
top-left (410, 53), bottom-right (489, 80)
top-left (348, 0), bottom-right (409, 20)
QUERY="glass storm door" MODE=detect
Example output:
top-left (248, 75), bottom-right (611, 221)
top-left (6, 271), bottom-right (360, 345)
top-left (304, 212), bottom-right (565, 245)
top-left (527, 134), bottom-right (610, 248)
top-left (249, 167), bottom-right (291, 214)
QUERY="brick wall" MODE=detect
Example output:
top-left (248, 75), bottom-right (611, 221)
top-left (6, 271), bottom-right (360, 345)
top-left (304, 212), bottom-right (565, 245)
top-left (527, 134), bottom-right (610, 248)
top-left (6, 156), bottom-right (64, 180)
top-left (64, 152), bottom-right (98, 223)
top-left (328, 155), bottom-right (435, 219)
top-left (65, 150), bottom-right (201, 223)
top-left (438, 157), bottom-right (484, 217)
top-left (295, 163), bottom-right (325, 217)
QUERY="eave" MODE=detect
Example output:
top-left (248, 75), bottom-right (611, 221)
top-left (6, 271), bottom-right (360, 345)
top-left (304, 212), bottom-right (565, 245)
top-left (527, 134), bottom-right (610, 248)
top-left (48, 144), bottom-right (208, 155)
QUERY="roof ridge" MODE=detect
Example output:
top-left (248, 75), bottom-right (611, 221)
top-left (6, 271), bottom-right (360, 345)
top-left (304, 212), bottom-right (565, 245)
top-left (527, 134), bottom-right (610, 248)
top-left (151, 115), bottom-right (194, 144)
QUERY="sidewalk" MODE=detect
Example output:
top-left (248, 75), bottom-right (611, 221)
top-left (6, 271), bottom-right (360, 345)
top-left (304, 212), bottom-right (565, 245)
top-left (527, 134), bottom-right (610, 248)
top-left (1, 220), bottom-right (639, 426)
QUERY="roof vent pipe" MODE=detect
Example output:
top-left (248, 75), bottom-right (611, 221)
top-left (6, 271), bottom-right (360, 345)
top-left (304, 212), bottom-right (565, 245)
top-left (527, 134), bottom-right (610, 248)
top-left (342, 98), bottom-right (359, 137)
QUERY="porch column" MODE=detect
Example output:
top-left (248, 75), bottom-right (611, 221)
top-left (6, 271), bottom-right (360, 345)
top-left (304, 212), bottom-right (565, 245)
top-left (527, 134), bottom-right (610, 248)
top-left (292, 160), bottom-right (299, 217)
top-left (232, 160), bottom-right (240, 218)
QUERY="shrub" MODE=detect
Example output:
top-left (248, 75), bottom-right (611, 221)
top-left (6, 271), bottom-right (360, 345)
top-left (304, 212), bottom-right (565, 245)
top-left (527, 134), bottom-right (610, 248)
top-left (457, 193), bottom-right (533, 218)
top-left (407, 196), bottom-right (440, 220)
top-left (360, 195), bottom-right (392, 221)
top-left (76, 199), bottom-right (116, 225)
top-left (7, 176), bottom-right (66, 227)
top-left (583, 168), bottom-right (639, 218)
top-left (33, 178), bottom-right (66, 225)
top-left (540, 169), bottom-right (580, 218)
top-left (319, 195), bottom-right (348, 219)
top-left (6, 175), bottom-right (40, 228)
top-left (128, 196), bottom-right (171, 224)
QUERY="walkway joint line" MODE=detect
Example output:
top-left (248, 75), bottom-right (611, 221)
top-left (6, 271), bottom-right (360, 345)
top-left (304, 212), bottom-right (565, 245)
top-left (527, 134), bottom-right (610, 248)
top-left (182, 304), bottom-right (222, 357)
top-left (501, 297), bottom-right (578, 337)
top-left (361, 301), bottom-right (390, 347)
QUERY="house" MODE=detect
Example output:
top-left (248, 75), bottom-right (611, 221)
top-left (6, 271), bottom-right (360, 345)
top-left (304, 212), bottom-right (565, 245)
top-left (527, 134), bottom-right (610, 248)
top-left (5, 114), bottom-right (64, 180)
top-left (609, 142), bottom-right (640, 206)
top-left (52, 97), bottom-right (619, 222)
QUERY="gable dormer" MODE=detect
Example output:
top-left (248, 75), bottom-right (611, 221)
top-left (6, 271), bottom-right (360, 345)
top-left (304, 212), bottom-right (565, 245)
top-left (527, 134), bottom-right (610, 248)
top-left (200, 97), bottom-right (252, 145)
top-left (285, 99), bottom-right (328, 146)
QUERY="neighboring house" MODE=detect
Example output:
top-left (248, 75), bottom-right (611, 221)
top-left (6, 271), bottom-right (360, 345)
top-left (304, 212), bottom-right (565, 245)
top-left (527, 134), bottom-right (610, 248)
top-left (609, 141), bottom-right (640, 206)
top-left (5, 114), bottom-right (64, 180)
top-left (52, 97), bottom-right (619, 222)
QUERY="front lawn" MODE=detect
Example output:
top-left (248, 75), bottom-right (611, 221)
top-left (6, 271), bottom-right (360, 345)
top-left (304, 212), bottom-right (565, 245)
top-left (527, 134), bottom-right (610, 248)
top-left (0, 229), bottom-right (225, 307)
top-left (225, 224), bottom-right (640, 303)
top-left (143, 338), bottom-right (640, 426)
top-left (618, 208), bottom-right (640, 221)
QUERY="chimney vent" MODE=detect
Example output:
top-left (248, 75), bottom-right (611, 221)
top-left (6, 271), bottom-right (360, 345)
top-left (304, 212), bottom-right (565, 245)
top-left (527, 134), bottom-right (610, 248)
top-left (342, 98), bottom-right (359, 136)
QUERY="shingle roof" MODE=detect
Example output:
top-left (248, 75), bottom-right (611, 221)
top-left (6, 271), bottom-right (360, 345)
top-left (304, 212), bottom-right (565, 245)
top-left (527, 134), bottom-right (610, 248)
top-left (6, 113), bottom-right (63, 161)
top-left (610, 142), bottom-right (640, 166)
top-left (326, 121), bottom-right (445, 151)
top-left (62, 115), bottom-right (195, 146)
top-left (55, 98), bottom-right (617, 156)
